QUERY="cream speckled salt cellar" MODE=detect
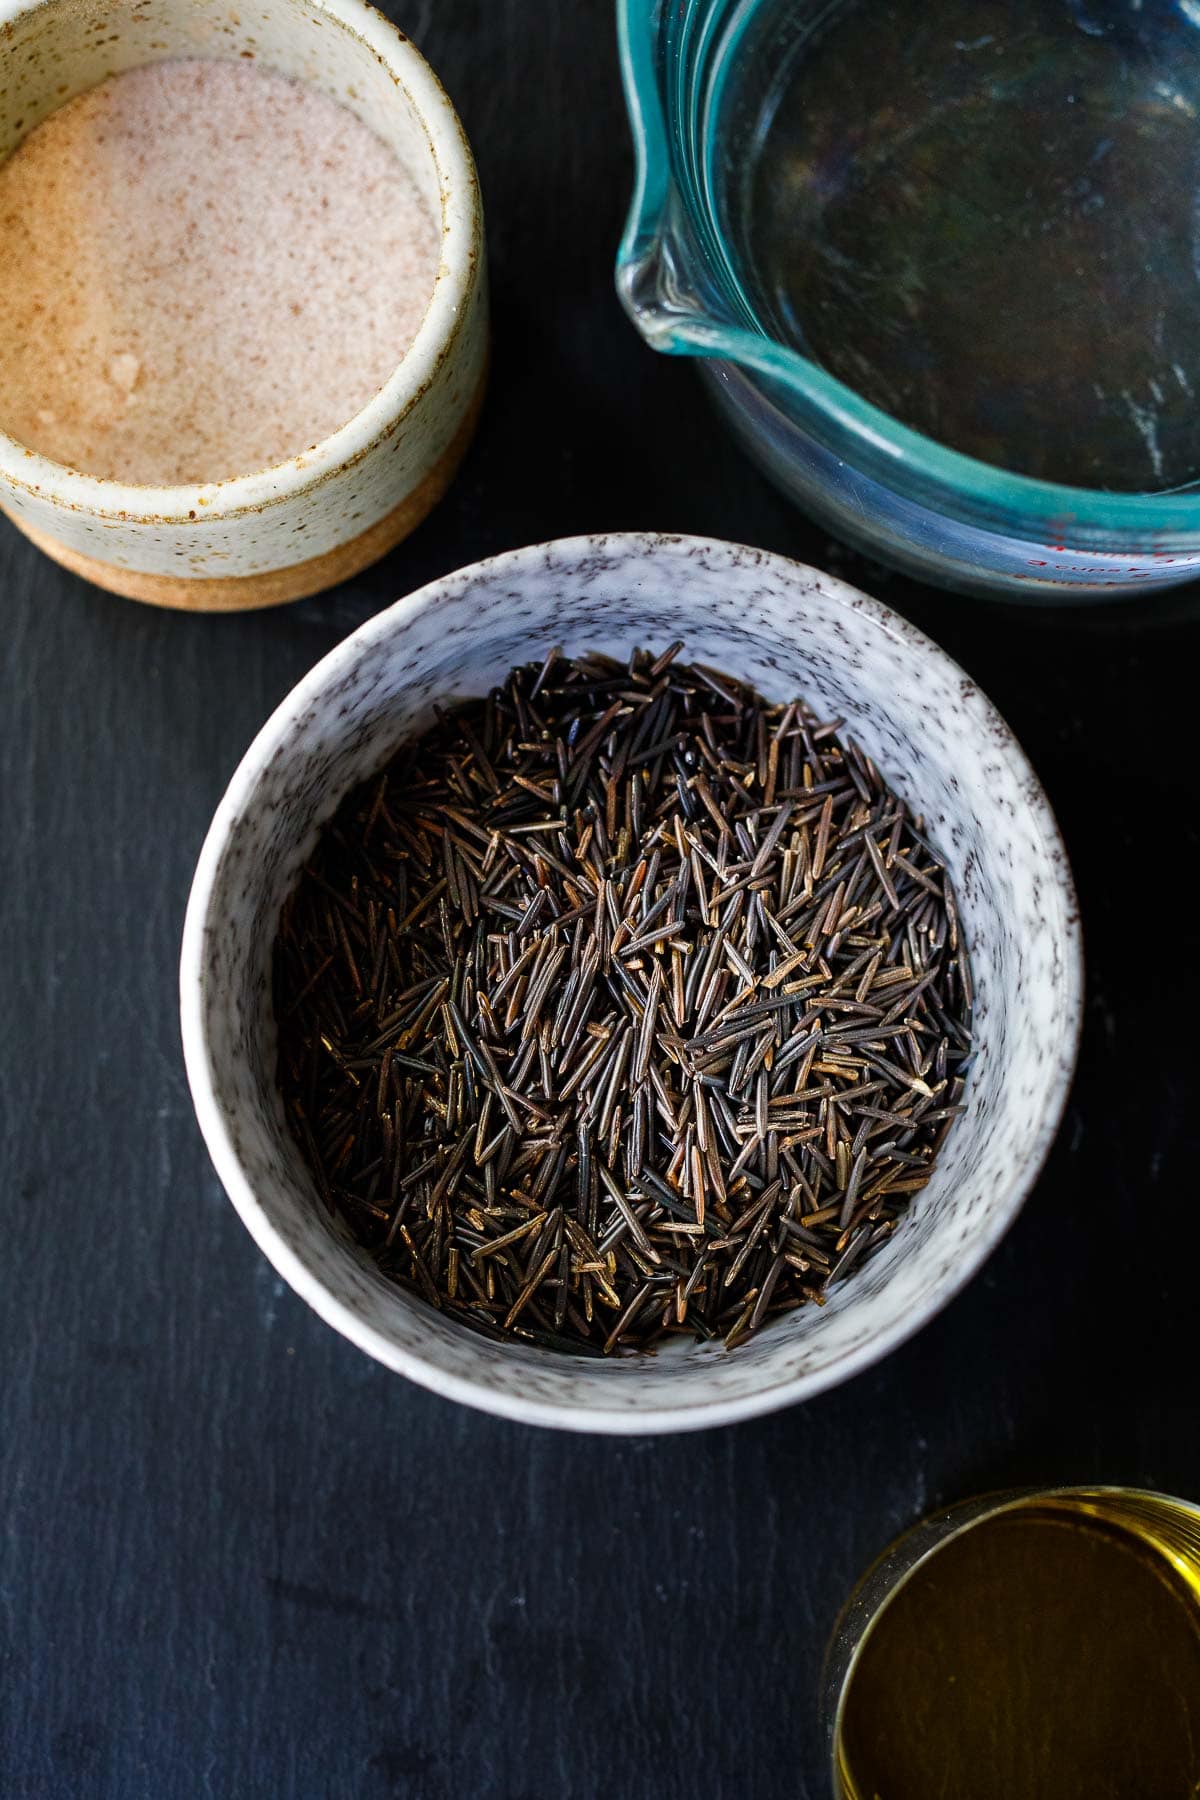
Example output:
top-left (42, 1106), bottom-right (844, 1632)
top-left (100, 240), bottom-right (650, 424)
top-left (0, 0), bottom-right (486, 610)
top-left (181, 534), bottom-right (1083, 1432)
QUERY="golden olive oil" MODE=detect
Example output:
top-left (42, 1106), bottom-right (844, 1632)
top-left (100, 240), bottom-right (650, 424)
top-left (835, 1491), bottom-right (1200, 1800)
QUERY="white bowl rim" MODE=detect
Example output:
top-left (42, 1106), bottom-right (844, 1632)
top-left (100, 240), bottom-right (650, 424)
top-left (180, 531), bottom-right (1084, 1434)
top-left (0, 0), bottom-right (480, 521)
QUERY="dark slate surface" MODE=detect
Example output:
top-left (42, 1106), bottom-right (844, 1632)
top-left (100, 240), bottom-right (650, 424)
top-left (3, 4), bottom-right (1199, 1796)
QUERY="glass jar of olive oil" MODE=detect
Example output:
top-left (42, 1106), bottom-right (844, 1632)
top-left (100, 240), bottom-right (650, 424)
top-left (825, 1487), bottom-right (1200, 1800)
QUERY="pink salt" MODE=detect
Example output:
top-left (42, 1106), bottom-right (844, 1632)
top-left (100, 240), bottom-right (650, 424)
top-left (0, 58), bottom-right (440, 484)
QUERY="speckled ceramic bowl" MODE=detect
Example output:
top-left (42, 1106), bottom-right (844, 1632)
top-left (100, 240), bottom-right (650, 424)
top-left (0, 0), bottom-right (486, 611)
top-left (180, 534), bottom-right (1082, 1432)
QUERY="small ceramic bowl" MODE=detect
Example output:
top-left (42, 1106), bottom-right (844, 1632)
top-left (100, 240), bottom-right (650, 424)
top-left (181, 533), bottom-right (1083, 1432)
top-left (0, 0), bottom-right (486, 611)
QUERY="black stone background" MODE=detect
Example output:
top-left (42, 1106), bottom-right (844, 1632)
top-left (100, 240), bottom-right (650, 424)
top-left (3, 3), bottom-right (1199, 1795)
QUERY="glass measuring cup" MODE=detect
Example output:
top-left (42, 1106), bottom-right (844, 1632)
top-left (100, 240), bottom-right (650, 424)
top-left (616, 0), bottom-right (1200, 599)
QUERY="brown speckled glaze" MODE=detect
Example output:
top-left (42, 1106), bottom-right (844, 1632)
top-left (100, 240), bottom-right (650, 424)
top-left (1, 373), bottom-right (486, 609)
top-left (180, 535), bottom-right (1084, 1433)
top-left (0, 0), bottom-right (486, 609)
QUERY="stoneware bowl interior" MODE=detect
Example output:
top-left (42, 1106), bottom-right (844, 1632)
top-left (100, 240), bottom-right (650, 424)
top-left (0, 0), bottom-right (450, 501)
top-left (0, 0), bottom-right (484, 604)
top-left (181, 533), bottom-right (1082, 1433)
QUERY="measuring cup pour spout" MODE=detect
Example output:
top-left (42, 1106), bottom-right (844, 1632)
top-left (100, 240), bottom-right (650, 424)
top-left (617, 191), bottom-right (713, 355)
top-left (615, 1), bottom-right (731, 359)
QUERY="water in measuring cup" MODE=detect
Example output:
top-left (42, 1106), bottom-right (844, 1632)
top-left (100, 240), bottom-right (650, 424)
top-left (718, 0), bottom-right (1200, 490)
